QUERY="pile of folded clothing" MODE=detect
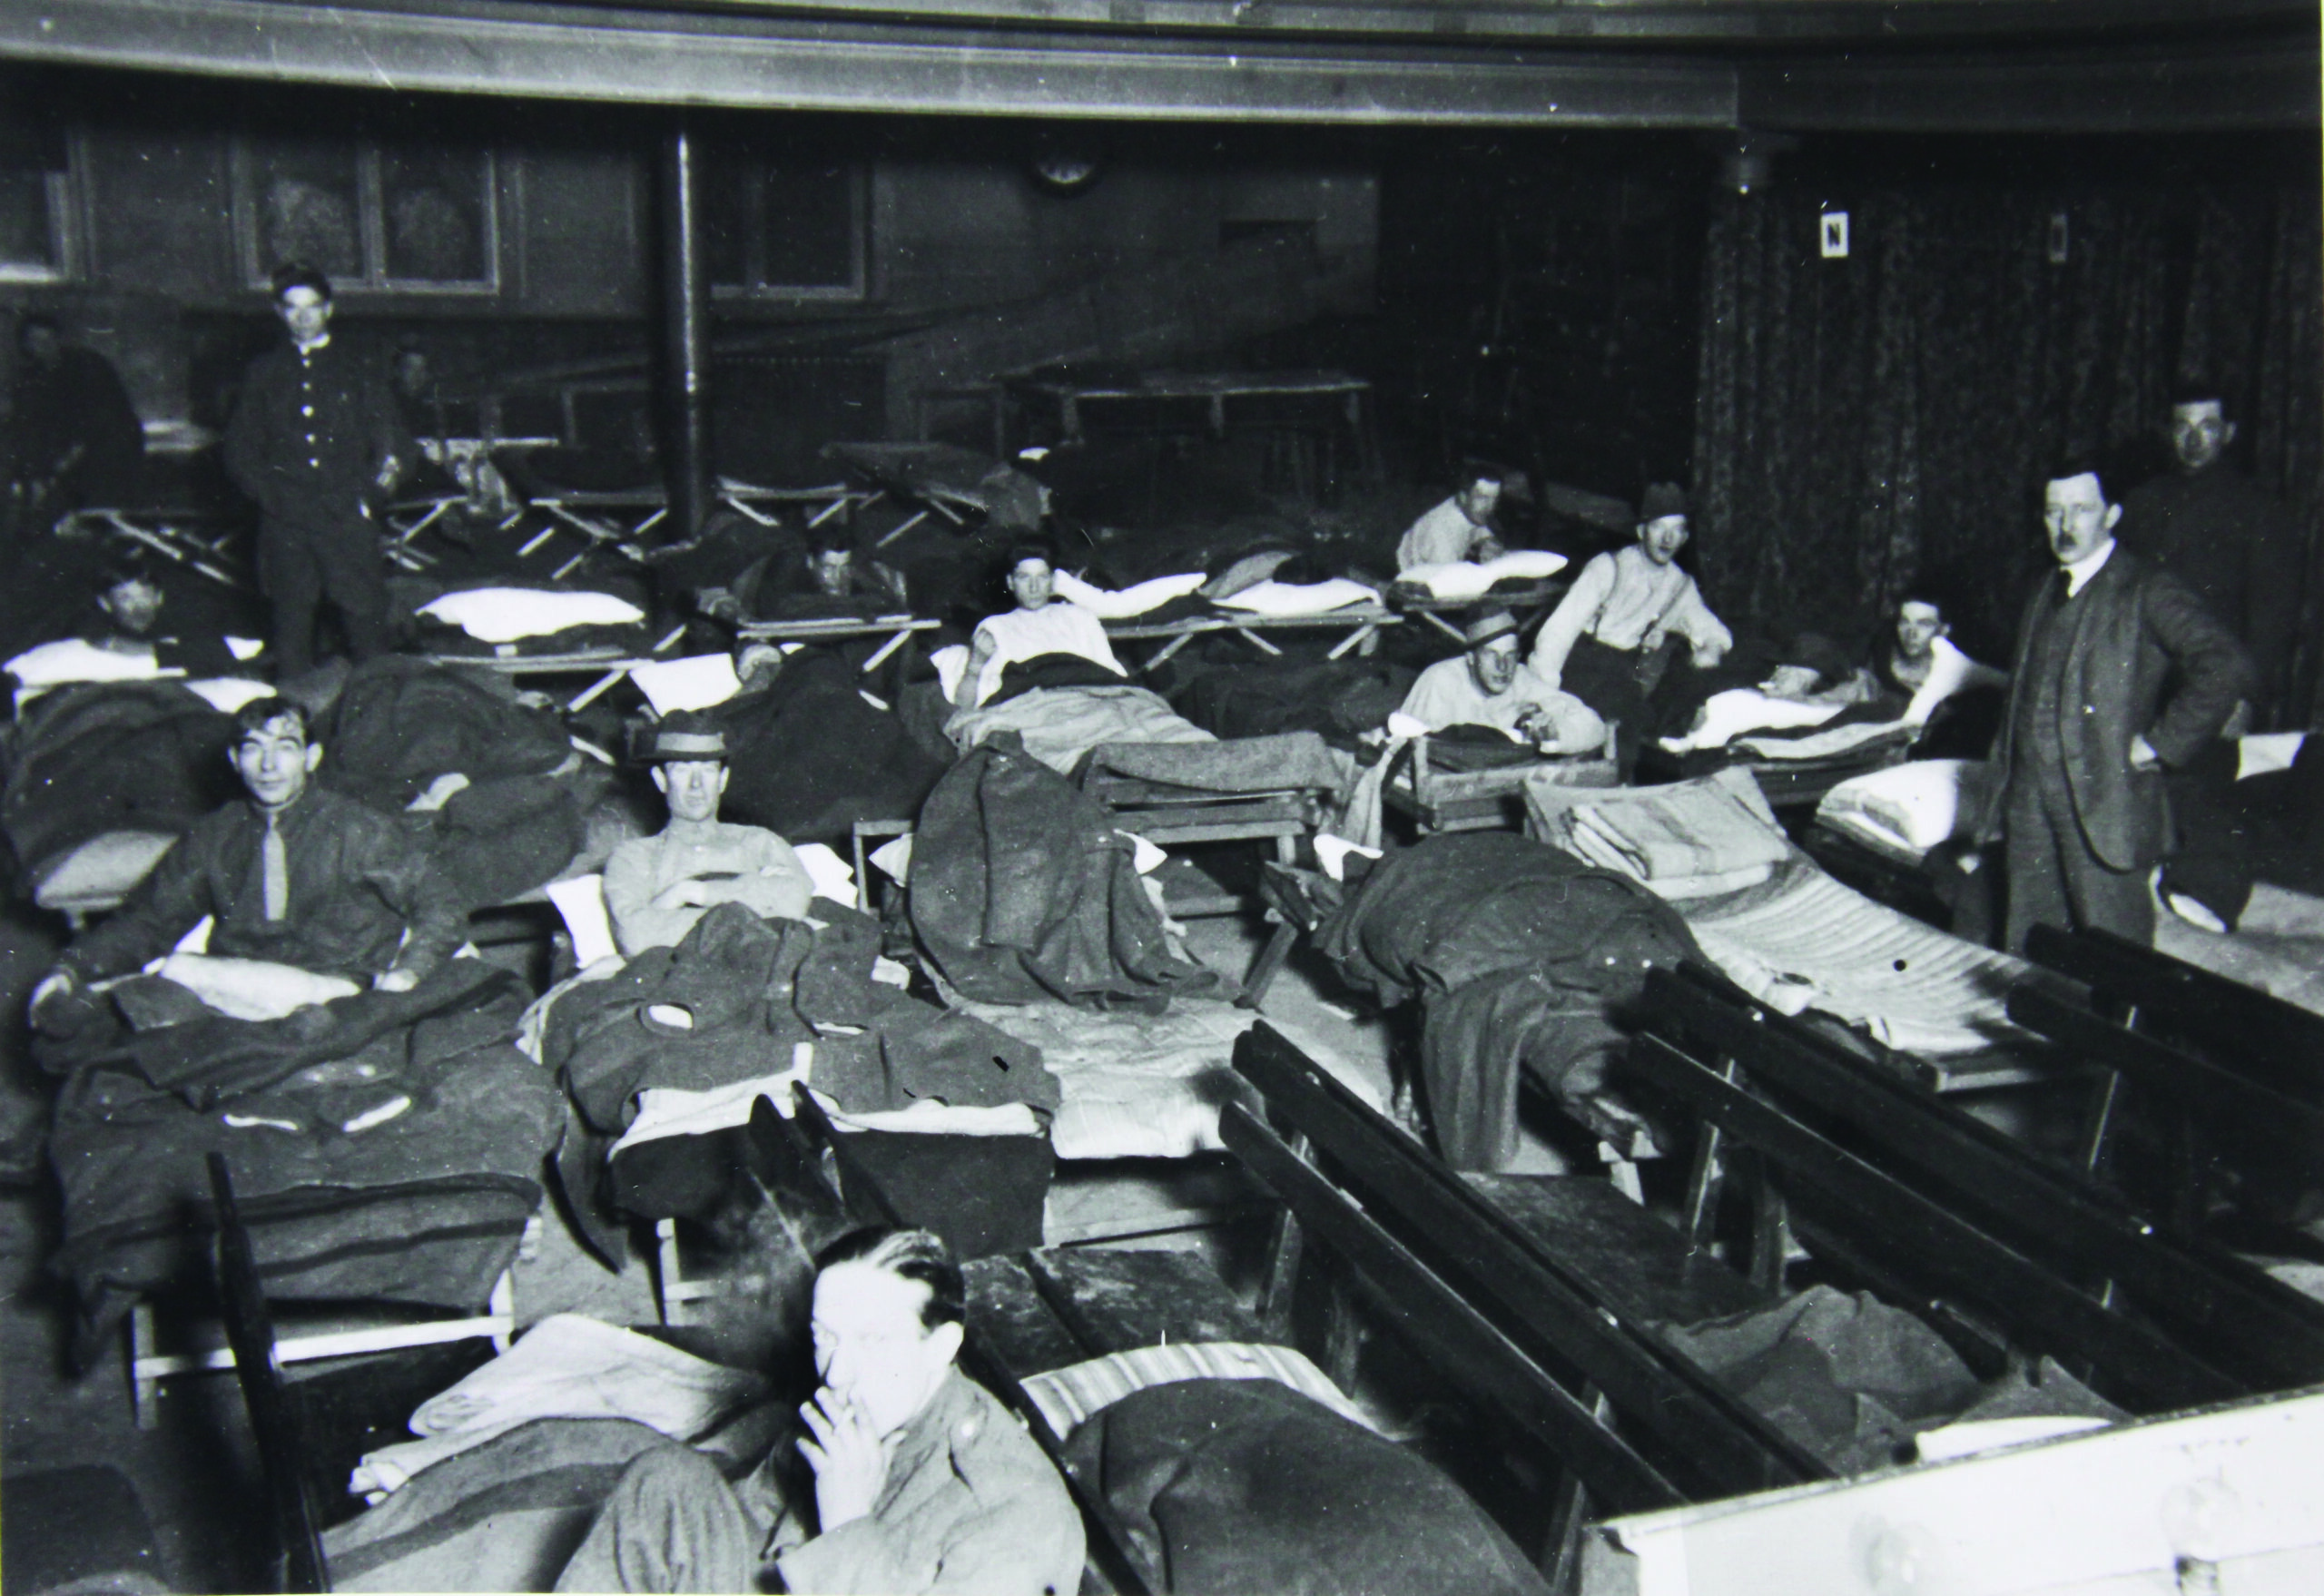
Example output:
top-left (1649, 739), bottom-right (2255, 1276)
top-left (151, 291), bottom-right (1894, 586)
top-left (1535, 768), bottom-right (1793, 899)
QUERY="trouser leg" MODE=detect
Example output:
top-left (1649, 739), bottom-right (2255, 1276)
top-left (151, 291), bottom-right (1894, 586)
top-left (2060, 822), bottom-right (2157, 948)
top-left (314, 519), bottom-right (390, 661)
top-left (261, 526), bottom-right (323, 679)
top-left (555, 1445), bottom-right (763, 1594)
top-left (2003, 776), bottom-right (2073, 954)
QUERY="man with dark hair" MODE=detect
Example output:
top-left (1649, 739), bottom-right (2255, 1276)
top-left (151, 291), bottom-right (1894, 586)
top-left (951, 543), bottom-right (1124, 710)
top-left (1971, 465), bottom-right (2250, 951)
top-left (1398, 607), bottom-right (1605, 749)
top-left (6, 311), bottom-right (146, 521)
top-left (1396, 468), bottom-right (1503, 571)
top-left (223, 262), bottom-right (413, 676)
top-left (28, 695), bottom-right (465, 1022)
top-left (753, 521), bottom-right (910, 622)
top-left (1528, 481), bottom-right (1733, 773)
top-left (600, 709), bottom-right (813, 956)
top-left (77, 554), bottom-right (249, 676)
top-left (557, 1225), bottom-right (1084, 1594)
top-left (2119, 385), bottom-right (2301, 724)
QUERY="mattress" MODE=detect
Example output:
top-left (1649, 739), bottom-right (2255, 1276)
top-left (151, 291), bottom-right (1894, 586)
top-left (1684, 859), bottom-right (2033, 1057)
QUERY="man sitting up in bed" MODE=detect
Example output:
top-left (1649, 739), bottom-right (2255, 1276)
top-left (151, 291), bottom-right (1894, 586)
top-left (1396, 468), bottom-right (1505, 572)
top-left (1399, 607), bottom-right (1606, 752)
top-left (950, 542), bottom-right (1125, 711)
top-left (558, 1227), bottom-right (1084, 1595)
top-left (28, 696), bottom-right (464, 1020)
top-left (1775, 597), bottom-right (2010, 724)
top-left (602, 711), bottom-right (814, 957)
top-left (756, 522), bottom-right (910, 620)
top-left (1529, 481), bottom-right (1732, 772)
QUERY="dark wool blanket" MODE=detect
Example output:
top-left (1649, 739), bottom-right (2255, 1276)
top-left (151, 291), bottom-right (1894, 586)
top-left (1064, 1378), bottom-right (1550, 1596)
top-left (713, 651), bottom-right (945, 847)
top-left (2, 681), bottom-right (241, 882)
top-left (46, 970), bottom-right (556, 1354)
top-left (1078, 731), bottom-right (1346, 798)
top-left (321, 655), bottom-right (575, 809)
top-left (911, 733), bottom-right (1221, 1012)
top-left (1175, 658), bottom-right (1416, 742)
top-left (1315, 832), bottom-right (1703, 1171)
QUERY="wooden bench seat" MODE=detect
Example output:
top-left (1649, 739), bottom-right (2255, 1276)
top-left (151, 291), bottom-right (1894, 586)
top-left (1648, 963), bottom-right (2324, 1396)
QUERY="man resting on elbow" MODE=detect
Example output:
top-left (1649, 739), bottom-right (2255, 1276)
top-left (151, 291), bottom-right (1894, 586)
top-left (601, 711), bottom-right (814, 958)
top-left (29, 696), bottom-right (463, 1028)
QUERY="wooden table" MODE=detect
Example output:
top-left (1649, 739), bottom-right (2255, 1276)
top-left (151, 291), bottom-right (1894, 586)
top-left (1010, 369), bottom-right (1370, 448)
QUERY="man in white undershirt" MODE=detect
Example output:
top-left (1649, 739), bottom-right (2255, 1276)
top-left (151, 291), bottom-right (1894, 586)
top-left (1395, 470), bottom-right (1504, 571)
top-left (951, 545), bottom-right (1125, 711)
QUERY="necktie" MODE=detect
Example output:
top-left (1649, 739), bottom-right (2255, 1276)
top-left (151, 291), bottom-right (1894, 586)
top-left (262, 813), bottom-right (289, 922)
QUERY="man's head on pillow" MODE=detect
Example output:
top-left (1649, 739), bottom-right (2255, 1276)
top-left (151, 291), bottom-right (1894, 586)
top-left (1463, 608), bottom-right (1522, 695)
top-left (806, 523), bottom-right (859, 599)
top-left (231, 697), bottom-right (320, 813)
top-left (98, 561), bottom-right (165, 637)
top-left (1001, 544), bottom-right (1058, 613)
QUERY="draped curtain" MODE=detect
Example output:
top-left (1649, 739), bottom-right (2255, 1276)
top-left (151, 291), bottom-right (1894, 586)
top-left (1693, 179), bottom-right (2322, 723)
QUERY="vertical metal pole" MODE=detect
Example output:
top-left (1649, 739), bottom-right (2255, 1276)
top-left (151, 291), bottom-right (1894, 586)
top-left (659, 120), bottom-right (712, 544)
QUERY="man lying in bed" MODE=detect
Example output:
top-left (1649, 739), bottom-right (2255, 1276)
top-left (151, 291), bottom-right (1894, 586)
top-left (29, 695), bottom-right (464, 1024)
top-left (557, 1227), bottom-right (1083, 1595)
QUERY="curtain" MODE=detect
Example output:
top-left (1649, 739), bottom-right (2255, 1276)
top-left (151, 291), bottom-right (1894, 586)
top-left (1692, 179), bottom-right (2319, 715)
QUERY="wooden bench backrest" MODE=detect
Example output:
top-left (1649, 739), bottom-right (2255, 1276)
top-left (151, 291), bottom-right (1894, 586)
top-left (1620, 1025), bottom-right (2244, 1415)
top-left (1231, 1021), bottom-right (1821, 1500)
top-left (1648, 966), bottom-right (2324, 1394)
top-left (2023, 924), bottom-right (2324, 1104)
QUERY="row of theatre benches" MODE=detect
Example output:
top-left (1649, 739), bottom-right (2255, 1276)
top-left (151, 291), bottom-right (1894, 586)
top-left (209, 920), bottom-right (2323, 1593)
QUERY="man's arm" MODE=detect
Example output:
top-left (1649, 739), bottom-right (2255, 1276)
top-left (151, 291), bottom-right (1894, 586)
top-left (602, 839), bottom-right (697, 958)
top-left (714, 832), bottom-right (815, 921)
top-left (1667, 580), bottom-right (1734, 665)
top-left (54, 828), bottom-right (211, 985)
top-left (2142, 572), bottom-right (2255, 769)
top-left (775, 1471), bottom-right (1083, 1596)
top-left (1526, 555), bottom-right (1614, 687)
top-left (953, 626), bottom-right (998, 711)
top-left (354, 814), bottom-right (468, 982)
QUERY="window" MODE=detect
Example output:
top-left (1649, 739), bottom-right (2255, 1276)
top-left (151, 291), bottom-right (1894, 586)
top-left (0, 124), bottom-right (77, 283)
top-left (702, 153), bottom-right (866, 300)
top-left (235, 135), bottom-right (497, 293)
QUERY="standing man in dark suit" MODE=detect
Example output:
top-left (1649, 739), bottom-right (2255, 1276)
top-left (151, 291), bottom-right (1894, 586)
top-left (1975, 464), bottom-right (2250, 952)
top-left (224, 263), bottom-right (412, 676)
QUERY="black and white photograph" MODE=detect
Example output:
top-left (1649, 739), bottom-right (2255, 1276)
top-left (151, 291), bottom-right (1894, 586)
top-left (0, 2), bottom-right (2319, 1591)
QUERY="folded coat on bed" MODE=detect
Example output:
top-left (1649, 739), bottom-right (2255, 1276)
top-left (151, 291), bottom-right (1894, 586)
top-left (1315, 832), bottom-right (1703, 1171)
top-left (912, 733), bottom-right (1221, 1011)
top-left (46, 970), bottom-right (556, 1357)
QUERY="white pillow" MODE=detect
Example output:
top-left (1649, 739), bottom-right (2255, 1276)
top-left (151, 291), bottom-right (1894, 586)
top-left (629, 654), bottom-right (742, 714)
top-left (418, 588), bottom-right (645, 644)
top-left (792, 842), bottom-right (857, 904)
top-left (1399, 550), bottom-right (1571, 600)
top-left (5, 637), bottom-right (173, 686)
top-left (183, 677), bottom-right (276, 714)
top-left (1214, 577), bottom-right (1378, 616)
top-left (545, 875), bottom-right (619, 967)
top-left (1817, 759), bottom-right (1993, 853)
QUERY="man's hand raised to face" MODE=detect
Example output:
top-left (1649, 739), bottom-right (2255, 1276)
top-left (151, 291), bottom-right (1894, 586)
top-left (798, 1387), bottom-right (893, 1532)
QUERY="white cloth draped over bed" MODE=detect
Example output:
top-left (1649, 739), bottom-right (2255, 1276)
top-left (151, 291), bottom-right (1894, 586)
top-left (945, 684), bottom-right (1215, 774)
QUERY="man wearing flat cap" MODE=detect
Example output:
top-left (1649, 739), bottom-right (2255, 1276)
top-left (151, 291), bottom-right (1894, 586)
top-left (601, 709), bottom-right (814, 956)
top-left (1528, 481), bottom-right (1733, 772)
top-left (1399, 607), bottom-right (1606, 750)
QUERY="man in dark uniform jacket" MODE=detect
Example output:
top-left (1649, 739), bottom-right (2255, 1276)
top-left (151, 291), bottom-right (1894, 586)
top-left (6, 312), bottom-right (146, 521)
top-left (1974, 465), bottom-right (2250, 952)
top-left (223, 263), bottom-right (412, 676)
top-left (29, 695), bottom-right (466, 1024)
top-left (2119, 386), bottom-right (2300, 724)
